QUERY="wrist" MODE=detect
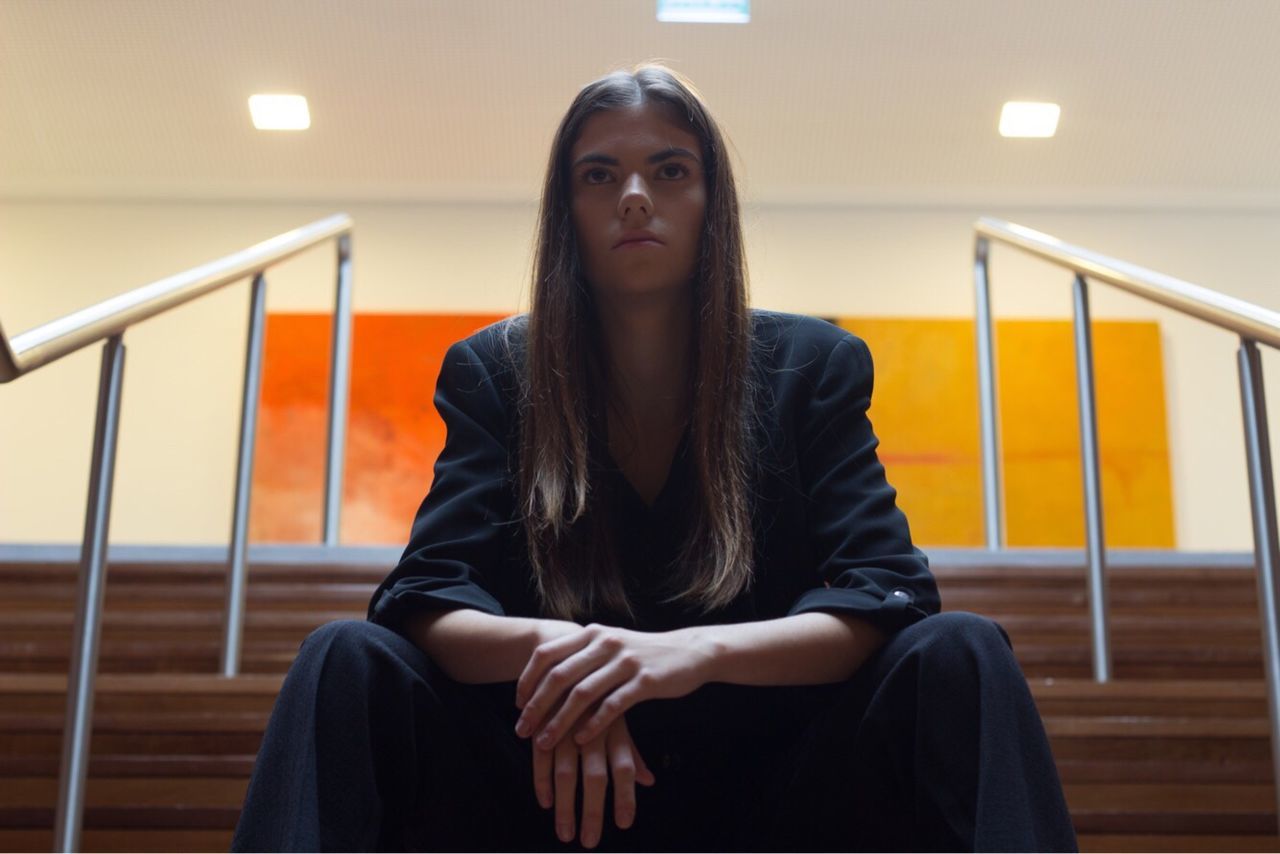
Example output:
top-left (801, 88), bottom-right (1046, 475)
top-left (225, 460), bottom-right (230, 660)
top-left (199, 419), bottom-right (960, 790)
top-left (534, 617), bottom-right (581, 647)
top-left (671, 624), bottom-right (726, 685)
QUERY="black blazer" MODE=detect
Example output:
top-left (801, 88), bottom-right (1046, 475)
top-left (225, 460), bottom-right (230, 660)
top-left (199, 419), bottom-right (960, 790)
top-left (367, 310), bottom-right (940, 638)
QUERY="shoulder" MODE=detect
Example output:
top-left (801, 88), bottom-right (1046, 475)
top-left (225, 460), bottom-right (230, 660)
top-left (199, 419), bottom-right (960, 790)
top-left (441, 315), bottom-right (527, 392)
top-left (448, 314), bottom-right (527, 366)
top-left (749, 309), bottom-right (871, 379)
top-left (429, 316), bottom-right (527, 434)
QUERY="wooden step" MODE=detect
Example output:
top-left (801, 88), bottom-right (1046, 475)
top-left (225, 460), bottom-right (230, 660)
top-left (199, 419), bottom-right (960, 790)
top-left (0, 827), bottom-right (233, 852)
top-left (1055, 757), bottom-right (1272, 784)
top-left (0, 609), bottom-right (355, 638)
top-left (0, 561), bottom-right (387, 586)
top-left (0, 805), bottom-right (238, 830)
top-left (0, 777), bottom-right (247, 809)
top-left (0, 731), bottom-right (265, 756)
top-left (0, 583), bottom-right (374, 611)
top-left (1064, 783), bottom-right (1277, 834)
top-left (1030, 679), bottom-right (1267, 718)
top-left (0, 755), bottom-right (255, 778)
top-left (1077, 833), bottom-right (1280, 852)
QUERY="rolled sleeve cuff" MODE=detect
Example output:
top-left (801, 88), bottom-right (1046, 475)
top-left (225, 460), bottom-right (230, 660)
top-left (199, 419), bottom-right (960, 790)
top-left (786, 586), bottom-right (930, 635)
top-left (369, 580), bottom-right (506, 638)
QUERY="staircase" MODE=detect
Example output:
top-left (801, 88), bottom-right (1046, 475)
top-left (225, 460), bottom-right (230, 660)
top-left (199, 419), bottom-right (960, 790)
top-left (0, 549), bottom-right (1274, 852)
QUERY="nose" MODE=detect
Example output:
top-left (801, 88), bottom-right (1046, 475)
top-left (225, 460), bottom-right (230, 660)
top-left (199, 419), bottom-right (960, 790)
top-left (617, 173), bottom-right (652, 220)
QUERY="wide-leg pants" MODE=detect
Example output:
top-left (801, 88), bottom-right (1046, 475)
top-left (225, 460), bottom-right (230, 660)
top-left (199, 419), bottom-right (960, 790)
top-left (230, 612), bottom-right (1077, 852)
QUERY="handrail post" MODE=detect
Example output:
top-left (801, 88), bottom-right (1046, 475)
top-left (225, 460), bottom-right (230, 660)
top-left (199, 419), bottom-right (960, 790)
top-left (221, 273), bottom-right (267, 677)
top-left (54, 334), bottom-right (126, 853)
top-left (323, 234), bottom-right (353, 546)
top-left (1237, 338), bottom-right (1280, 830)
top-left (974, 235), bottom-right (1005, 548)
top-left (1072, 274), bottom-right (1112, 683)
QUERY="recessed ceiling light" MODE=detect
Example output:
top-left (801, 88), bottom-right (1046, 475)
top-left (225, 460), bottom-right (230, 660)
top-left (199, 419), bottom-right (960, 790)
top-left (999, 101), bottom-right (1060, 138)
top-left (249, 94), bottom-right (311, 131)
top-left (657, 0), bottom-right (750, 23)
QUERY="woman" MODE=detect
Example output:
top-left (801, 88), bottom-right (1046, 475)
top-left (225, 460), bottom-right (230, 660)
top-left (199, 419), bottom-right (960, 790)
top-left (232, 64), bottom-right (1076, 852)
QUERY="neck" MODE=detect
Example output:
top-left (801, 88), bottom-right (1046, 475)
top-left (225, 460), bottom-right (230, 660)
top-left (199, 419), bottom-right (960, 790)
top-left (594, 289), bottom-right (693, 426)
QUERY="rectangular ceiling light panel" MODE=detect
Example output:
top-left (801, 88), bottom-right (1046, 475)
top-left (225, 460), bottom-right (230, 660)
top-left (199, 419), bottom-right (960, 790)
top-left (249, 94), bottom-right (311, 130)
top-left (999, 101), bottom-right (1060, 138)
top-left (657, 0), bottom-right (750, 23)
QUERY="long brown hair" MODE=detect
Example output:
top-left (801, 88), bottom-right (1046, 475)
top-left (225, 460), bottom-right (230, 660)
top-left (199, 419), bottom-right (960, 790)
top-left (515, 63), bottom-right (754, 623)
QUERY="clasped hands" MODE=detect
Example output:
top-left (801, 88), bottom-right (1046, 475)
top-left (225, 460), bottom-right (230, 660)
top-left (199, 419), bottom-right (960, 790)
top-left (512, 622), bottom-right (714, 848)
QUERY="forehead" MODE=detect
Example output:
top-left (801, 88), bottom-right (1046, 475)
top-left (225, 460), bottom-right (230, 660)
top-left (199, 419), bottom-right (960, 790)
top-left (569, 102), bottom-right (701, 160)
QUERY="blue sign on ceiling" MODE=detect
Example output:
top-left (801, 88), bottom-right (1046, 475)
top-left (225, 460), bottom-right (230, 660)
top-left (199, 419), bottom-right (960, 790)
top-left (657, 0), bottom-right (751, 24)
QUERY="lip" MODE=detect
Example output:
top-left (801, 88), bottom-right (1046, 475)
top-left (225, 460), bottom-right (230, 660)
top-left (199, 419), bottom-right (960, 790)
top-left (613, 231), bottom-right (664, 249)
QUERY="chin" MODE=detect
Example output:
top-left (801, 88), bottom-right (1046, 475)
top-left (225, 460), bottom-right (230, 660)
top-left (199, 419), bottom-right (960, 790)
top-left (593, 275), bottom-right (692, 300)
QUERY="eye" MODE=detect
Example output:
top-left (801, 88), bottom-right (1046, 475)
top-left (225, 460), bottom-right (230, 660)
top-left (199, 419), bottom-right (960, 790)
top-left (658, 163), bottom-right (690, 179)
top-left (582, 167), bottom-right (611, 184)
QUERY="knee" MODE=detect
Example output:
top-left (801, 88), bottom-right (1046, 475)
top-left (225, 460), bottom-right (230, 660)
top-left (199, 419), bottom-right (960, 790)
top-left (918, 611), bottom-right (1010, 650)
top-left (900, 612), bottom-right (1017, 683)
top-left (295, 619), bottom-right (413, 684)
top-left (301, 618), bottom-right (380, 655)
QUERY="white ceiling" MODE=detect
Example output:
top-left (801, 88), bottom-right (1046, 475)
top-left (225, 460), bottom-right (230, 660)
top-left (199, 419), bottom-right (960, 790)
top-left (3, 0), bottom-right (1279, 208)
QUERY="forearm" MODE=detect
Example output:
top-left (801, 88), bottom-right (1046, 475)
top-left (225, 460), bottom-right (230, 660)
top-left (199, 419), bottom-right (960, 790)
top-left (406, 608), bottom-right (581, 684)
top-left (680, 611), bottom-right (887, 687)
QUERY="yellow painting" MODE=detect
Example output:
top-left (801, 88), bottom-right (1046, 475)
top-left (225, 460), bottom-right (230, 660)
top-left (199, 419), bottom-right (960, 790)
top-left (839, 318), bottom-right (1174, 548)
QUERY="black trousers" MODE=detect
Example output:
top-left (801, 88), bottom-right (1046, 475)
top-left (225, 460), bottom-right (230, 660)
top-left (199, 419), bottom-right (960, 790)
top-left (231, 612), bottom-right (1077, 852)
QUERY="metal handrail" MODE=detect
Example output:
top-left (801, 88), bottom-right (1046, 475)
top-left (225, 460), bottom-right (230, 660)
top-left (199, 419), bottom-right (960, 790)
top-left (974, 218), bottom-right (1280, 348)
top-left (0, 214), bottom-right (352, 382)
top-left (0, 213), bottom-right (355, 852)
top-left (973, 216), bottom-right (1280, 831)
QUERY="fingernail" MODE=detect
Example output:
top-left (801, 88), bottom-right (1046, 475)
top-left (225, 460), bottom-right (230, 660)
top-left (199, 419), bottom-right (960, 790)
top-left (618, 810), bottom-right (634, 828)
top-left (582, 831), bottom-right (598, 848)
top-left (514, 720), bottom-right (528, 737)
top-left (557, 822), bottom-right (573, 842)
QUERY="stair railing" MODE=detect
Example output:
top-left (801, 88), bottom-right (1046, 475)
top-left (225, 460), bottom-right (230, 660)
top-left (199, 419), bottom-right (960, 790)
top-left (0, 213), bottom-right (353, 852)
top-left (973, 216), bottom-right (1280, 825)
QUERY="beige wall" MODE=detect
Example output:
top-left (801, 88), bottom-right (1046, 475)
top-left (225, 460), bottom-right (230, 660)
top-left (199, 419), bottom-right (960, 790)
top-left (1, 200), bottom-right (1277, 549)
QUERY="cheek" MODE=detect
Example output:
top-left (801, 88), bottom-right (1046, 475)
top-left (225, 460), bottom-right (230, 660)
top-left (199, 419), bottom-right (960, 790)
top-left (681, 197), bottom-right (708, 257)
top-left (570, 208), bottom-right (600, 264)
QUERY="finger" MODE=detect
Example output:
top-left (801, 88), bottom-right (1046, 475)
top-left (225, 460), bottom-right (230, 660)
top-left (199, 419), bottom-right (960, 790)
top-left (606, 724), bottom-right (638, 831)
top-left (517, 642), bottom-right (616, 739)
top-left (579, 735), bottom-right (609, 848)
top-left (553, 738), bottom-right (578, 844)
top-left (532, 745), bottom-right (553, 810)
top-left (534, 663), bottom-right (631, 751)
top-left (616, 717), bottom-right (656, 787)
top-left (515, 626), bottom-right (593, 709)
top-left (624, 730), bottom-right (657, 788)
top-left (635, 748), bottom-right (657, 787)
top-left (572, 677), bottom-right (647, 746)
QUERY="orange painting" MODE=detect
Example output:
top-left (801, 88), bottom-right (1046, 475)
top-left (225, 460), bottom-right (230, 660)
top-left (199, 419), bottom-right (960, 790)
top-left (252, 313), bottom-right (1174, 548)
top-left (250, 313), bottom-right (506, 544)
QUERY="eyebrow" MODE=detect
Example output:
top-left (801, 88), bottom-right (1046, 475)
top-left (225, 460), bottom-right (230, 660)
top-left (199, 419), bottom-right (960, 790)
top-left (571, 146), bottom-right (701, 170)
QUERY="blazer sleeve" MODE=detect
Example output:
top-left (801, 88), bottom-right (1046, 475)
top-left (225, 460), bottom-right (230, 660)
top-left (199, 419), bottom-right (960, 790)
top-left (366, 338), bottom-right (518, 637)
top-left (786, 333), bottom-right (941, 633)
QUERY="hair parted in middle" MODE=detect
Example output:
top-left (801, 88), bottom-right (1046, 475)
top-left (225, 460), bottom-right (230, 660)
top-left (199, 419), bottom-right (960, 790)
top-left (509, 62), bottom-right (756, 624)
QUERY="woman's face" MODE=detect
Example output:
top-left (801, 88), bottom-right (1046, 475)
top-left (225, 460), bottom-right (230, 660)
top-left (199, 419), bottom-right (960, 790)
top-left (568, 102), bottom-right (707, 303)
